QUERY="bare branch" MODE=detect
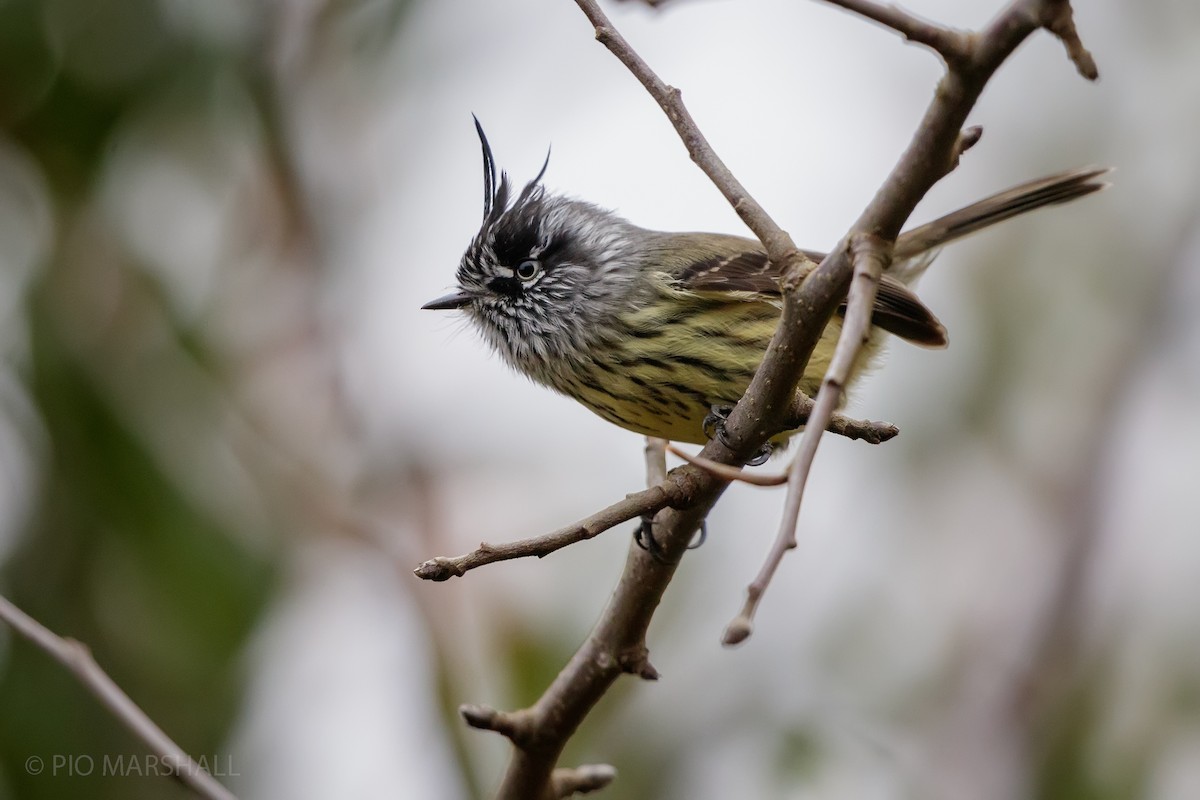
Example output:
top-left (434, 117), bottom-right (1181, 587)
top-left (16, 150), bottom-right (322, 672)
top-left (667, 445), bottom-right (789, 487)
top-left (818, 0), bottom-right (973, 65)
top-left (666, 398), bottom-right (899, 487)
top-left (725, 234), bottom-right (892, 645)
top-left (413, 483), bottom-right (679, 580)
top-left (644, 437), bottom-right (668, 486)
top-left (572, 0), bottom-right (809, 272)
top-left (784, 395), bottom-right (900, 443)
top-left (822, 413), bottom-right (899, 444)
top-left (0, 594), bottom-right (238, 800)
top-left (716, 0), bottom-right (1100, 641)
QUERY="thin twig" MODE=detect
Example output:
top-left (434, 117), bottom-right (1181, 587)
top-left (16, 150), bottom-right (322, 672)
top-left (667, 445), bottom-right (789, 486)
top-left (413, 483), bottom-right (678, 581)
top-left (784, 396), bottom-right (900, 443)
top-left (1040, 0), bottom-right (1098, 79)
top-left (644, 437), bottom-right (668, 487)
top-left (720, 0), bottom-right (1100, 645)
top-left (666, 399), bottom-right (900, 486)
top-left (818, 0), bottom-right (972, 65)
top-left (572, 0), bottom-right (809, 275)
top-left (0, 594), bottom-right (238, 800)
top-left (573, 0), bottom-right (861, 472)
top-left (725, 234), bottom-right (891, 644)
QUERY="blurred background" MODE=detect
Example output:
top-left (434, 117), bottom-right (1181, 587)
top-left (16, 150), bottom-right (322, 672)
top-left (0, 0), bottom-right (1197, 798)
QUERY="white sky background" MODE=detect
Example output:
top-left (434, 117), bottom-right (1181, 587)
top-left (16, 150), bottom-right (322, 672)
top-left (229, 1), bottom-right (1200, 798)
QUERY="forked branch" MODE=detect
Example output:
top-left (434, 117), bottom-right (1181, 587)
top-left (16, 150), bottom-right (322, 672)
top-left (819, 0), bottom-right (973, 65)
top-left (452, 1), bottom-right (1099, 797)
top-left (724, 0), bottom-right (1100, 641)
top-left (415, 417), bottom-right (891, 581)
top-left (725, 233), bottom-right (891, 644)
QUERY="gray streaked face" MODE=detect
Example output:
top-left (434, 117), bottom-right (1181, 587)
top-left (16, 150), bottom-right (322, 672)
top-left (447, 123), bottom-right (644, 376)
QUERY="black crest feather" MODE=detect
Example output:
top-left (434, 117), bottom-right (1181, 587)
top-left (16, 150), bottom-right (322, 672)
top-left (473, 115), bottom-right (509, 225)
top-left (472, 116), bottom-right (551, 225)
top-left (517, 146), bottom-right (551, 207)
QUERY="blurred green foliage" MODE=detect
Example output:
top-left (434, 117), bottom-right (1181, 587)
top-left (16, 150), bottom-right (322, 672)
top-left (0, 1), bottom-right (284, 797)
top-left (0, 0), bottom-right (421, 785)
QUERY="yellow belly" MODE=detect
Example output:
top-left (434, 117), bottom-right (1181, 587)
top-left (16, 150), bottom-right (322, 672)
top-left (546, 291), bottom-right (874, 446)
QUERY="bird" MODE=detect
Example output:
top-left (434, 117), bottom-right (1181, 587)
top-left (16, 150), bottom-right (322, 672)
top-left (424, 119), bottom-right (1108, 455)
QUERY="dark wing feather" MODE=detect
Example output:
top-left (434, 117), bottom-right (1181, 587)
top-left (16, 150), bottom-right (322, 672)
top-left (676, 249), bottom-right (778, 293)
top-left (867, 276), bottom-right (947, 347)
top-left (677, 241), bottom-right (947, 348)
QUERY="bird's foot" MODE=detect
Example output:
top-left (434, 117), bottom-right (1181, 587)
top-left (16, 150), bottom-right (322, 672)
top-left (702, 404), bottom-right (773, 466)
top-left (633, 515), bottom-right (708, 563)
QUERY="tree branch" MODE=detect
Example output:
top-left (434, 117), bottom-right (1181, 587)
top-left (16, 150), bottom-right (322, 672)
top-left (818, 0), bottom-right (973, 65)
top-left (666, 445), bottom-right (788, 487)
top-left (720, 0), bottom-right (1099, 641)
top-left (644, 437), bottom-right (668, 486)
top-left (0, 594), bottom-right (238, 800)
top-left (454, 0), bottom-right (1099, 795)
top-left (573, 0), bottom-right (810, 274)
top-left (783, 396), bottom-right (899, 443)
top-left (413, 482), bottom-right (680, 581)
top-left (726, 233), bottom-right (891, 644)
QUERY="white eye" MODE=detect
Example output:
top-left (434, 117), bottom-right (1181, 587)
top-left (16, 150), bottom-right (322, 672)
top-left (516, 259), bottom-right (540, 281)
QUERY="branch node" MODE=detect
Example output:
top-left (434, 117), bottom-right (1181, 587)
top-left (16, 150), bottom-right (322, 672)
top-left (616, 645), bottom-right (660, 680)
top-left (61, 636), bottom-right (94, 665)
top-left (831, 417), bottom-right (898, 444)
top-left (414, 557), bottom-right (463, 581)
top-left (951, 125), bottom-right (984, 168)
top-left (778, 250), bottom-right (812, 293)
top-left (460, 704), bottom-right (527, 742)
top-left (722, 616), bottom-right (753, 647)
top-left (1042, 2), bottom-right (1098, 80)
top-left (551, 764), bottom-right (618, 797)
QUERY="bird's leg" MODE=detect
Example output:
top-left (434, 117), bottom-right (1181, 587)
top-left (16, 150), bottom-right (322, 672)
top-left (702, 405), bottom-right (773, 466)
top-left (634, 515), bottom-right (708, 562)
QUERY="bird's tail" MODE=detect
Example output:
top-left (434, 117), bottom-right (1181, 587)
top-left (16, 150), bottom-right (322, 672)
top-left (894, 166), bottom-right (1111, 264)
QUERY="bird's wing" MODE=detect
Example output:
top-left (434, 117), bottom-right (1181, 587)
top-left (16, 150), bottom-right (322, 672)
top-left (673, 235), bottom-right (947, 348)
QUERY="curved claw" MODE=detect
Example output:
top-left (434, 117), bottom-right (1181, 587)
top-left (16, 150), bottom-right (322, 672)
top-left (702, 405), bottom-right (733, 442)
top-left (633, 515), bottom-right (675, 564)
top-left (745, 445), bottom-right (773, 467)
top-left (633, 515), bottom-right (708, 563)
top-left (703, 404), bottom-right (774, 466)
